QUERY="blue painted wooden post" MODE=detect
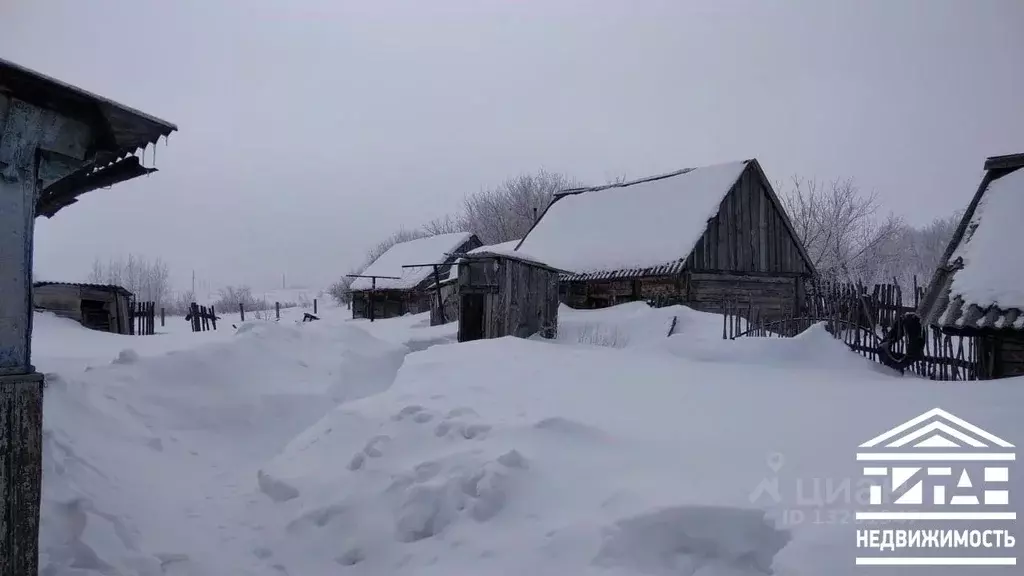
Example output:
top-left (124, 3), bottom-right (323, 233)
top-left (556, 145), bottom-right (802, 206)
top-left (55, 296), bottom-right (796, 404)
top-left (0, 95), bottom-right (48, 576)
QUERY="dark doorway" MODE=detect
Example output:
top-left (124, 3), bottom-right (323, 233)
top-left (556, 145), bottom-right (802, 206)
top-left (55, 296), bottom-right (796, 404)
top-left (80, 299), bottom-right (111, 331)
top-left (459, 293), bottom-right (485, 342)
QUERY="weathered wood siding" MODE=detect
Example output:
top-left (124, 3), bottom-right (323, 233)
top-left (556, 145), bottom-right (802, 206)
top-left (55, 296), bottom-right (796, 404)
top-left (31, 284), bottom-right (82, 322)
top-left (994, 332), bottom-right (1024, 379)
top-left (687, 272), bottom-right (799, 319)
top-left (457, 256), bottom-right (559, 341)
top-left (351, 290), bottom-right (428, 320)
top-left (0, 373), bottom-right (44, 576)
top-left (561, 276), bottom-right (683, 308)
top-left (686, 163), bottom-right (811, 275)
top-left (430, 282), bottom-right (459, 326)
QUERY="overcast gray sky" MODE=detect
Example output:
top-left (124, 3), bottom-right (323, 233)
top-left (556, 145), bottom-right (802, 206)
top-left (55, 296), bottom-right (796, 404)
top-left (3, 0), bottom-right (1022, 293)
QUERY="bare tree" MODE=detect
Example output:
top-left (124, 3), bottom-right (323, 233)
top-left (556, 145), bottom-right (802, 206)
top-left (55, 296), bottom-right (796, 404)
top-left (88, 254), bottom-right (171, 305)
top-left (869, 213), bottom-right (961, 289)
top-left (423, 214), bottom-right (463, 236)
top-left (461, 169), bottom-right (578, 244)
top-left (163, 290), bottom-right (196, 316)
top-left (778, 176), bottom-right (904, 284)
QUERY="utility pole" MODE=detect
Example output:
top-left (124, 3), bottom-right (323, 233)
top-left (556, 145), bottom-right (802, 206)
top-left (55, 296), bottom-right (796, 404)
top-left (192, 270), bottom-right (196, 296)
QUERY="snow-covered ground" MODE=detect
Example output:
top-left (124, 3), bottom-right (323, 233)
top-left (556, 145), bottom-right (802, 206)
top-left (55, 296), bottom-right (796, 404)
top-left (36, 300), bottom-right (1023, 575)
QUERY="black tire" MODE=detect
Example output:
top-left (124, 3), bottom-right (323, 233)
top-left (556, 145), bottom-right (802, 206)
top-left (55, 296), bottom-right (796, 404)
top-left (877, 313), bottom-right (925, 371)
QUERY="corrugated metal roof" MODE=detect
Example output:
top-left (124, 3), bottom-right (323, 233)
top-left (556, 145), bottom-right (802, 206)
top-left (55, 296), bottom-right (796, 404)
top-left (936, 293), bottom-right (1024, 332)
top-left (919, 156), bottom-right (1024, 334)
top-left (558, 259), bottom-right (685, 282)
top-left (34, 281), bottom-right (134, 296)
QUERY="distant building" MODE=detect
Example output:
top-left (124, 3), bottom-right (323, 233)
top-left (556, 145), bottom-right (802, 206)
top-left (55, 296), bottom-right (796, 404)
top-left (917, 153), bottom-right (1024, 379)
top-left (33, 282), bottom-right (134, 334)
top-left (515, 159), bottom-right (816, 318)
top-left (350, 232), bottom-right (482, 320)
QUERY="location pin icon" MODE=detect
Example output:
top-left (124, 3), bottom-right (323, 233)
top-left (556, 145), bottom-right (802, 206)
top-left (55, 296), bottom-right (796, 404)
top-left (767, 452), bottom-right (784, 472)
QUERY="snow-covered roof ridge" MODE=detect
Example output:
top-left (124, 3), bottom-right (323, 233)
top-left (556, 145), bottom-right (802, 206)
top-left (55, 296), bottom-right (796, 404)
top-left (515, 159), bottom-right (751, 275)
top-left (920, 157), bottom-right (1024, 332)
top-left (350, 232), bottom-right (478, 291)
top-left (426, 239), bottom-right (534, 288)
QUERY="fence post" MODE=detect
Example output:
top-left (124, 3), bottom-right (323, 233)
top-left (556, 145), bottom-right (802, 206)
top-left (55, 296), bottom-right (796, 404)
top-left (239, 302), bottom-right (245, 322)
top-left (275, 301), bottom-right (280, 320)
top-left (160, 307), bottom-right (165, 327)
top-left (200, 306), bottom-right (208, 331)
top-left (190, 303), bottom-right (198, 332)
top-left (313, 298), bottom-right (317, 314)
top-left (210, 305), bottom-right (217, 330)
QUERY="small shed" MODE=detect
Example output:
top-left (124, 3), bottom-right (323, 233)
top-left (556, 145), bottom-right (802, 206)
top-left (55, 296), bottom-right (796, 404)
top-left (917, 153), bottom-right (1024, 379)
top-left (350, 232), bottom-right (482, 320)
top-left (515, 159), bottom-right (815, 319)
top-left (455, 248), bottom-right (562, 343)
top-left (33, 282), bottom-right (133, 334)
top-left (427, 239), bottom-right (521, 326)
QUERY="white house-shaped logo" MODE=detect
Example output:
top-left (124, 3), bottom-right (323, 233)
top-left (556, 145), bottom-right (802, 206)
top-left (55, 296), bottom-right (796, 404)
top-left (855, 407), bottom-right (1015, 522)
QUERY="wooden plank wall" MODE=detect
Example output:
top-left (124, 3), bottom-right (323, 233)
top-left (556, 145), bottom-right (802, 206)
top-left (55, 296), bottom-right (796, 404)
top-left (470, 258), bottom-right (558, 339)
top-left (351, 291), bottom-right (411, 319)
top-left (687, 164), bottom-right (810, 275)
top-left (995, 332), bottom-right (1024, 378)
top-left (687, 272), bottom-right (797, 319)
top-left (561, 276), bottom-right (681, 308)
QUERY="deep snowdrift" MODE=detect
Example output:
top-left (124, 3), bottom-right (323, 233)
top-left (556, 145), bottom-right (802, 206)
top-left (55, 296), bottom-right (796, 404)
top-left (36, 304), bottom-right (1024, 575)
top-left (38, 312), bottom-right (408, 575)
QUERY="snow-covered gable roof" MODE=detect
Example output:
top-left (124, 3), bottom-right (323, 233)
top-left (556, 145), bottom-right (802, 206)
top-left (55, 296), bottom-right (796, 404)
top-left (350, 232), bottom-right (475, 291)
top-left (923, 158), bottom-right (1024, 332)
top-left (469, 239), bottom-right (520, 256)
top-left (515, 160), bottom-right (749, 276)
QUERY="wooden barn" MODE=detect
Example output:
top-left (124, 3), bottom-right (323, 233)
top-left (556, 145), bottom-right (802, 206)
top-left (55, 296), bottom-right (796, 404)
top-left (350, 232), bottom-right (481, 320)
top-left (427, 239), bottom-right (521, 326)
top-left (515, 159), bottom-right (815, 318)
top-left (454, 248), bottom-right (562, 343)
top-left (33, 282), bottom-right (134, 334)
top-left (916, 153), bottom-right (1024, 379)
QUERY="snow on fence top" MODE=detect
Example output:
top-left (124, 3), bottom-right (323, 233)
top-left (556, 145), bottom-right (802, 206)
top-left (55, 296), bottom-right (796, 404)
top-left (943, 166), bottom-right (1024, 327)
top-left (515, 160), bottom-right (749, 275)
top-left (350, 232), bottom-right (474, 291)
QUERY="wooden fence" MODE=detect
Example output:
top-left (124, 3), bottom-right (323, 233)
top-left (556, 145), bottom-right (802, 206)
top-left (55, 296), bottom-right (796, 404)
top-left (187, 303), bottom-right (218, 332)
top-left (722, 278), bottom-right (981, 381)
top-left (129, 301), bottom-right (156, 335)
